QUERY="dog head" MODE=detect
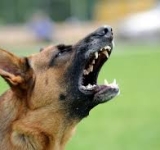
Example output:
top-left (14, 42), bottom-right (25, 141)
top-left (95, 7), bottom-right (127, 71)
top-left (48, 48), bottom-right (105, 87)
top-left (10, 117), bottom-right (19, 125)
top-left (0, 26), bottom-right (120, 149)
top-left (0, 26), bottom-right (119, 120)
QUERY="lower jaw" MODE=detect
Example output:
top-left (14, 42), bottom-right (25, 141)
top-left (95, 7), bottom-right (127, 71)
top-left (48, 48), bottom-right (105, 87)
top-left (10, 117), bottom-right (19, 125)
top-left (79, 80), bottom-right (120, 101)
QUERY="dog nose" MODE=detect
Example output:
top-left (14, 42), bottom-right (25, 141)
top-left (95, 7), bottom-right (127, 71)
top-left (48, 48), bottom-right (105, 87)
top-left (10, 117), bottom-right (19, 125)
top-left (103, 25), bottom-right (113, 36)
top-left (97, 25), bottom-right (113, 41)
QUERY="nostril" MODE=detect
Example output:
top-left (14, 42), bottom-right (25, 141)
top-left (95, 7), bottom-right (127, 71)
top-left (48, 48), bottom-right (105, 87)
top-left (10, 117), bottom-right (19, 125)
top-left (96, 26), bottom-right (113, 37)
top-left (104, 28), bottom-right (109, 34)
top-left (103, 26), bottom-right (113, 38)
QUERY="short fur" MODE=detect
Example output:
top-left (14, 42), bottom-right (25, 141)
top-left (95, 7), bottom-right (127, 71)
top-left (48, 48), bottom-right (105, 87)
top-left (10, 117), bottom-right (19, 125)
top-left (0, 26), bottom-right (118, 150)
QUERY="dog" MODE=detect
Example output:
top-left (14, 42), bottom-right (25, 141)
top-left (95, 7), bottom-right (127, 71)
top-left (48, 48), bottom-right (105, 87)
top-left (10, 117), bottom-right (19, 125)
top-left (0, 26), bottom-right (119, 150)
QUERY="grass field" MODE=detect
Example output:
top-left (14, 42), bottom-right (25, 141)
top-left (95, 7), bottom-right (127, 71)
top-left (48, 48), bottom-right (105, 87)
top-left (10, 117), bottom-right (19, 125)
top-left (0, 43), bottom-right (160, 150)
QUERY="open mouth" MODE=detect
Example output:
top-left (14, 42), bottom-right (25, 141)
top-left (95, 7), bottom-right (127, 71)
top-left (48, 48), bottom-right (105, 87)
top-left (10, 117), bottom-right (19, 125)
top-left (79, 43), bottom-right (119, 102)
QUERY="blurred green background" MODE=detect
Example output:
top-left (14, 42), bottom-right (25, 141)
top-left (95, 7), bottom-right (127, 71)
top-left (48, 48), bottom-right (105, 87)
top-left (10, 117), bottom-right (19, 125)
top-left (0, 0), bottom-right (160, 150)
top-left (0, 44), bottom-right (159, 150)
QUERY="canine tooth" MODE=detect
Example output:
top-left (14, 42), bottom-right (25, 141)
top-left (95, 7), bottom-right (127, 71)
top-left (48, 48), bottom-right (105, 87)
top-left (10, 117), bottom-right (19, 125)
top-left (102, 51), bottom-right (109, 58)
top-left (111, 83), bottom-right (119, 88)
top-left (104, 46), bottom-right (107, 50)
top-left (108, 47), bottom-right (111, 51)
top-left (104, 79), bottom-right (108, 85)
top-left (95, 52), bottom-right (98, 59)
top-left (110, 79), bottom-right (118, 88)
top-left (104, 46), bottom-right (111, 51)
top-left (87, 67), bottom-right (91, 73)
top-left (113, 79), bottom-right (116, 84)
top-left (83, 70), bottom-right (89, 75)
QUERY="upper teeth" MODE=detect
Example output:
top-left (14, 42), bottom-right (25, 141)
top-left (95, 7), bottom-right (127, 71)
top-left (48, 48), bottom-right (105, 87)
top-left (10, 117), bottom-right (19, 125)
top-left (95, 52), bottom-right (98, 59)
top-left (89, 65), bottom-right (93, 72)
top-left (92, 60), bottom-right (95, 64)
top-left (81, 45), bottom-right (116, 92)
top-left (83, 45), bottom-right (111, 76)
top-left (102, 50), bottom-right (109, 58)
top-left (95, 45), bottom-right (111, 59)
top-left (83, 69), bottom-right (89, 75)
top-left (104, 46), bottom-right (111, 51)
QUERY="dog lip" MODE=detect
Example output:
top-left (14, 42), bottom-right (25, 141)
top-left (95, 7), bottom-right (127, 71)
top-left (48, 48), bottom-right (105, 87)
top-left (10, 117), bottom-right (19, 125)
top-left (80, 44), bottom-right (112, 87)
top-left (93, 83), bottom-right (120, 103)
top-left (77, 39), bottom-right (120, 103)
top-left (78, 45), bottom-right (112, 95)
top-left (79, 79), bottom-right (120, 102)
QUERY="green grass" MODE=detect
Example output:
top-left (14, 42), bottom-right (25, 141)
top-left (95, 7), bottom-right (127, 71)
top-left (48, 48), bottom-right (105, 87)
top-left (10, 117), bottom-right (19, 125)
top-left (0, 44), bottom-right (160, 150)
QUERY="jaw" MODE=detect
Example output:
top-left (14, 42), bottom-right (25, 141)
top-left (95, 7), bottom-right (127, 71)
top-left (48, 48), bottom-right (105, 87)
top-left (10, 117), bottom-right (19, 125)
top-left (77, 42), bottom-right (120, 104)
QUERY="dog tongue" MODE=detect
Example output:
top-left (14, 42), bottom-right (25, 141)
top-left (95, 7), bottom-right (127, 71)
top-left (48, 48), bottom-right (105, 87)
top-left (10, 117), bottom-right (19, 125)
top-left (93, 83), bottom-right (120, 104)
top-left (94, 80), bottom-right (119, 94)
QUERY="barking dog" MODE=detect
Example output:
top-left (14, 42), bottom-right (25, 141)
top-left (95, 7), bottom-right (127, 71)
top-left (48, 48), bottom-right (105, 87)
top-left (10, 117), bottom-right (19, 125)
top-left (0, 26), bottom-right (119, 150)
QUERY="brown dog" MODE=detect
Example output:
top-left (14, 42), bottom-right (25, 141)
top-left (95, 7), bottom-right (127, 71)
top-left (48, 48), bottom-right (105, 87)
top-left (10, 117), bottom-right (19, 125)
top-left (0, 26), bottom-right (119, 150)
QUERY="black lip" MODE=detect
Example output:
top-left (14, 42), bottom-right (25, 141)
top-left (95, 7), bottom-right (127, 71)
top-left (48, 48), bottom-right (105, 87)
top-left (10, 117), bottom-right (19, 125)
top-left (66, 26), bottom-right (118, 118)
top-left (67, 26), bottom-right (114, 96)
top-left (78, 44), bottom-right (113, 95)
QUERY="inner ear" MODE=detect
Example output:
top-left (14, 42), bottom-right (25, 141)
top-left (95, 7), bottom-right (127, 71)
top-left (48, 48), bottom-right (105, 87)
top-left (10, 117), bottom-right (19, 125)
top-left (0, 49), bottom-right (32, 87)
top-left (0, 58), bottom-right (32, 87)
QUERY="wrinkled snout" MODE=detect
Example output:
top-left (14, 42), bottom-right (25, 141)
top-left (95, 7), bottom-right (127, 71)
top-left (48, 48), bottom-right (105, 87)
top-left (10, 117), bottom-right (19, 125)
top-left (95, 25), bottom-right (113, 42)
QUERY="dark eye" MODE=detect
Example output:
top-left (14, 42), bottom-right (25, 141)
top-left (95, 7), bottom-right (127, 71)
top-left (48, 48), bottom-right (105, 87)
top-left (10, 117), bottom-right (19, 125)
top-left (39, 47), bottom-right (44, 52)
top-left (55, 44), bottom-right (72, 58)
top-left (49, 45), bottom-right (72, 67)
top-left (55, 51), bottom-right (65, 58)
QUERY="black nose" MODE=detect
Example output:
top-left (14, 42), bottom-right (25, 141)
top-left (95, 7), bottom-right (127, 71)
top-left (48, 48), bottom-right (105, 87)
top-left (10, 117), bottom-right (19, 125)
top-left (96, 25), bottom-right (113, 40)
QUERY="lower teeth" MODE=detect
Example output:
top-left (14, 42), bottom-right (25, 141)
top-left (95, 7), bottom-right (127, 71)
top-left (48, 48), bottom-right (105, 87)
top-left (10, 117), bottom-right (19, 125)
top-left (80, 84), bottom-right (96, 90)
top-left (104, 79), bottom-right (119, 88)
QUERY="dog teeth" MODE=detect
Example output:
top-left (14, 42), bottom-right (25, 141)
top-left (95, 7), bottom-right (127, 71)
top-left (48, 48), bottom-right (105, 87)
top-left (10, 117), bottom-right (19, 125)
top-left (104, 78), bottom-right (119, 88)
top-left (102, 50), bottom-right (109, 58)
top-left (104, 79), bottom-right (108, 85)
top-left (83, 65), bottom-right (93, 76)
top-left (104, 46), bottom-right (111, 51)
top-left (89, 65), bottom-right (93, 72)
top-left (86, 84), bottom-right (92, 89)
top-left (86, 84), bottom-right (96, 90)
top-left (110, 79), bottom-right (118, 88)
top-left (80, 84), bottom-right (96, 91)
top-left (84, 45), bottom-right (112, 76)
top-left (113, 79), bottom-right (116, 84)
top-left (95, 52), bottom-right (98, 59)
top-left (83, 69), bottom-right (89, 75)
top-left (81, 86), bottom-right (86, 90)
top-left (92, 60), bottom-right (95, 64)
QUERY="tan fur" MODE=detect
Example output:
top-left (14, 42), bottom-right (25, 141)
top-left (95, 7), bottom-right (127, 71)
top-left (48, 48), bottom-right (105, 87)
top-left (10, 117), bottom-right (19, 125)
top-left (0, 26), bottom-right (118, 150)
top-left (0, 46), bottom-right (77, 150)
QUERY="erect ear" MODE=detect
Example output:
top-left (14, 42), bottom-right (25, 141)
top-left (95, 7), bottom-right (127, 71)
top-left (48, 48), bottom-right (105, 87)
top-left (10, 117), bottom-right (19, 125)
top-left (0, 48), bottom-right (30, 86)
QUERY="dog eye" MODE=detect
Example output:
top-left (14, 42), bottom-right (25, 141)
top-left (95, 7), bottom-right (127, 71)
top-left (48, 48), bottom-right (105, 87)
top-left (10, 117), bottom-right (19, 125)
top-left (55, 51), bottom-right (66, 58)
top-left (54, 45), bottom-right (72, 58)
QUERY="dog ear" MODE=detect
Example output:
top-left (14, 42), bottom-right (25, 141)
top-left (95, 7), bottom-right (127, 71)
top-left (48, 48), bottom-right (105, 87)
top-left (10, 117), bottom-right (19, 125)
top-left (0, 48), bottom-right (29, 86)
